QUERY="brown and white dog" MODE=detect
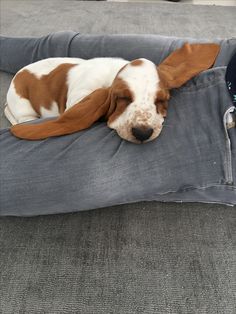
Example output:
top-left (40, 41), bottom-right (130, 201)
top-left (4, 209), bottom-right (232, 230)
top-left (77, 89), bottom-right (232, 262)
top-left (6, 43), bottom-right (220, 143)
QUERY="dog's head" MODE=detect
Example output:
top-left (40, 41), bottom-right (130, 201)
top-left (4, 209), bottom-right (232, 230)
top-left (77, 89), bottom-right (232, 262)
top-left (106, 58), bottom-right (169, 143)
top-left (11, 43), bottom-right (220, 143)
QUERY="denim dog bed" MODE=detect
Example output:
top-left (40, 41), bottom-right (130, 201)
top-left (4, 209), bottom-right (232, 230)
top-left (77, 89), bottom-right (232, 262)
top-left (0, 32), bottom-right (236, 216)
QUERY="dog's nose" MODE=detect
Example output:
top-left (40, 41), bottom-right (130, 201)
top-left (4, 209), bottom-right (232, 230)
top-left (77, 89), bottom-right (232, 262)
top-left (132, 126), bottom-right (153, 142)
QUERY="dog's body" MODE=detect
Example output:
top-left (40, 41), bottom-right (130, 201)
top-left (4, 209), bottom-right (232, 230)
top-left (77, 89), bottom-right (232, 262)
top-left (6, 43), bottom-right (220, 143)
top-left (6, 56), bottom-right (166, 143)
top-left (5, 57), bottom-right (128, 124)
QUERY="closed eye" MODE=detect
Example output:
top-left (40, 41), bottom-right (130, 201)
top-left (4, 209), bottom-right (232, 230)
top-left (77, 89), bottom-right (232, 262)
top-left (155, 98), bottom-right (166, 104)
top-left (155, 100), bottom-right (168, 116)
top-left (155, 99), bottom-right (165, 109)
top-left (117, 96), bottom-right (132, 104)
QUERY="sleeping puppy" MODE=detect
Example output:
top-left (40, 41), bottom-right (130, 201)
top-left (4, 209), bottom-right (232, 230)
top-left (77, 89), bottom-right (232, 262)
top-left (6, 43), bottom-right (220, 143)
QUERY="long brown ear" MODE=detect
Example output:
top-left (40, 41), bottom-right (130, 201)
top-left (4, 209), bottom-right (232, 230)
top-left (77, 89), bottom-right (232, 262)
top-left (157, 43), bottom-right (220, 89)
top-left (11, 88), bottom-right (112, 140)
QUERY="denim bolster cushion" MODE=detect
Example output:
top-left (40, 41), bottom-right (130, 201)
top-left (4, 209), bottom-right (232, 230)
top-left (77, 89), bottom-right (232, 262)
top-left (0, 32), bottom-right (236, 216)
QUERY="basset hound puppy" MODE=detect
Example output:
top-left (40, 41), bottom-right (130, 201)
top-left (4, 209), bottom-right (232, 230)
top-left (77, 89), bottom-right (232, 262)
top-left (6, 43), bottom-right (220, 143)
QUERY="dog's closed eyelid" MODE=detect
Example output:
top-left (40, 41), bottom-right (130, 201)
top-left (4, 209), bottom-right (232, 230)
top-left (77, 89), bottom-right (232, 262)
top-left (116, 96), bottom-right (132, 103)
top-left (156, 104), bottom-right (161, 113)
top-left (155, 99), bottom-right (165, 106)
top-left (155, 89), bottom-right (170, 102)
top-left (156, 102), bottom-right (168, 116)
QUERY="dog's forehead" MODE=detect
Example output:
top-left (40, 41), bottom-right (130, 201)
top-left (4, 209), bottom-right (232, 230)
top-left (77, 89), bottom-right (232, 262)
top-left (117, 58), bottom-right (160, 93)
top-left (118, 58), bottom-right (158, 77)
top-left (118, 58), bottom-right (160, 87)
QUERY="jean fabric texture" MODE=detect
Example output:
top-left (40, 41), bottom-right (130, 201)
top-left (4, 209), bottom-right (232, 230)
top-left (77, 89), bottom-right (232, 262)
top-left (0, 32), bottom-right (236, 216)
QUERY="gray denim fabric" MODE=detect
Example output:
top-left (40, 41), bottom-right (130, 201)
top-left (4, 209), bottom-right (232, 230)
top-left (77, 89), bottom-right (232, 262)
top-left (0, 32), bottom-right (77, 74)
top-left (1, 65), bottom-right (235, 216)
top-left (69, 34), bottom-right (236, 67)
top-left (1, 32), bottom-right (236, 73)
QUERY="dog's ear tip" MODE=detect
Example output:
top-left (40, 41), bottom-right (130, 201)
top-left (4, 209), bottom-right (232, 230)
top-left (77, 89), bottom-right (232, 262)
top-left (10, 125), bottom-right (20, 135)
top-left (157, 42), bottom-right (220, 89)
top-left (10, 124), bottom-right (39, 140)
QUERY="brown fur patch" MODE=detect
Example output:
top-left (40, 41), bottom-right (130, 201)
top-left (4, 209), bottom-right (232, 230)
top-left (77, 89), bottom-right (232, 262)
top-left (157, 43), bottom-right (220, 89)
top-left (155, 87), bottom-right (170, 102)
top-left (108, 78), bottom-right (134, 124)
top-left (130, 59), bottom-right (143, 67)
top-left (156, 102), bottom-right (168, 117)
top-left (14, 63), bottom-right (77, 115)
top-left (155, 88), bottom-right (170, 117)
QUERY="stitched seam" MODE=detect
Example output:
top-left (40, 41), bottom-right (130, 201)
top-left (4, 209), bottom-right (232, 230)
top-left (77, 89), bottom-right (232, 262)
top-left (153, 183), bottom-right (236, 196)
top-left (223, 106), bottom-right (235, 184)
top-left (67, 32), bottom-right (80, 57)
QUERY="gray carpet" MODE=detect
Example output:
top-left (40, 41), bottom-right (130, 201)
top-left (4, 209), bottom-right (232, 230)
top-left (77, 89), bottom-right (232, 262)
top-left (0, 1), bottom-right (236, 313)
top-left (1, 203), bottom-right (236, 313)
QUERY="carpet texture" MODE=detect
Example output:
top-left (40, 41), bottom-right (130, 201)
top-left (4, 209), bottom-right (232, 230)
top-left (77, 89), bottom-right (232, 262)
top-left (1, 203), bottom-right (236, 313)
top-left (0, 1), bottom-right (236, 313)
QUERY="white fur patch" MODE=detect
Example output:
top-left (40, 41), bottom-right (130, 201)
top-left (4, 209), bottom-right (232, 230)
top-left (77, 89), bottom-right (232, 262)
top-left (118, 58), bottom-right (160, 105)
top-left (66, 58), bottom-right (128, 108)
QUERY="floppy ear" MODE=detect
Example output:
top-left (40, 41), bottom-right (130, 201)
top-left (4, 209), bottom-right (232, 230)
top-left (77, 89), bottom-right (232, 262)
top-left (11, 88), bottom-right (112, 140)
top-left (157, 43), bottom-right (220, 89)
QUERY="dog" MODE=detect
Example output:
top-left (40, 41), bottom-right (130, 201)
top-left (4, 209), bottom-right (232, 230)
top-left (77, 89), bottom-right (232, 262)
top-left (6, 43), bottom-right (220, 143)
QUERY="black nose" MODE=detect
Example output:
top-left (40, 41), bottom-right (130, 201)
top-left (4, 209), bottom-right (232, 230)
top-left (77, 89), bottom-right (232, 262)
top-left (131, 127), bottom-right (153, 142)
